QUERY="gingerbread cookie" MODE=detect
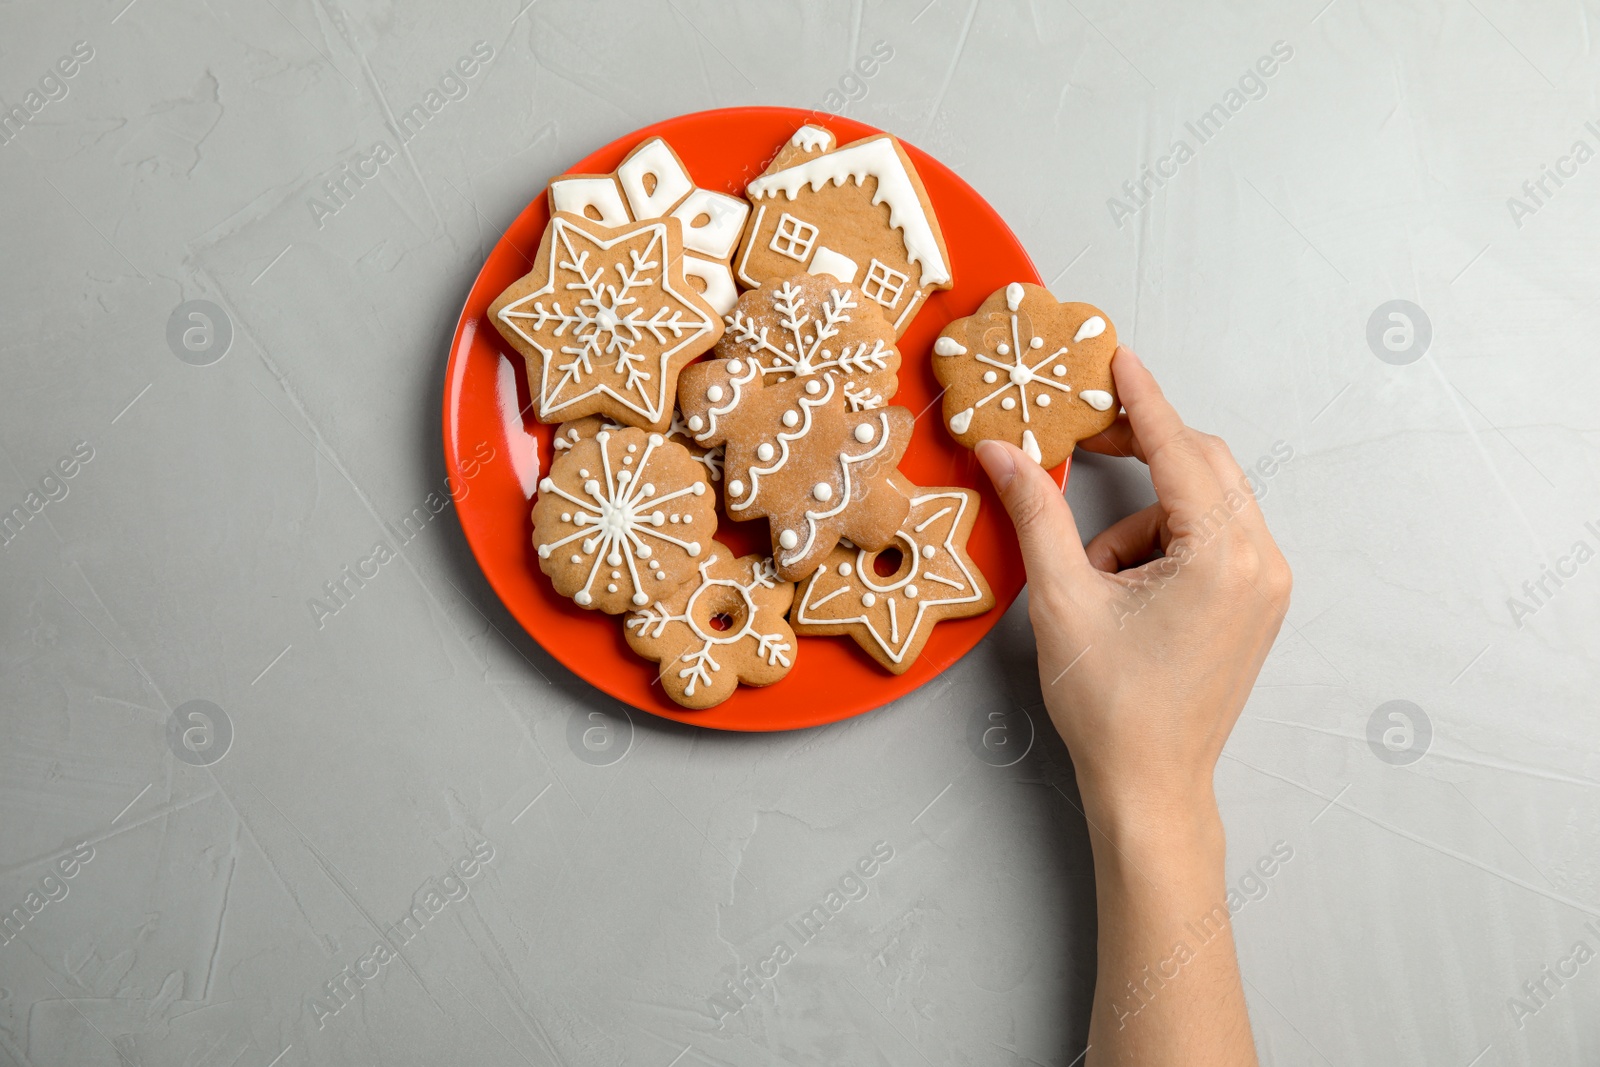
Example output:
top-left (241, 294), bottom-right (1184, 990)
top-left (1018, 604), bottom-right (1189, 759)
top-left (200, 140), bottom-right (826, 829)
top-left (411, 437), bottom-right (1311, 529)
top-left (716, 271), bottom-right (900, 411)
top-left (554, 413), bottom-right (723, 484)
top-left (933, 283), bottom-right (1118, 469)
top-left (490, 212), bottom-right (721, 432)
top-left (791, 478), bottom-right (993, 673)
top-left (547, 137), bottom-right (750, 315)
top-left (625, 545), bottom-right (796, 709)
top-left (734, 125), bottom-right (952, 338)
top-left (533, 427), bottom-right (716, 612)
top-left (677, 358), bottom-right (912, 582)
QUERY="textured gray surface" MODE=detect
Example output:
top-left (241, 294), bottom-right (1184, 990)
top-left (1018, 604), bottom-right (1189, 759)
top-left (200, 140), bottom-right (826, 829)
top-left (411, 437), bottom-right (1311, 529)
top-left (2, 1), bottom-right (1599, 1065)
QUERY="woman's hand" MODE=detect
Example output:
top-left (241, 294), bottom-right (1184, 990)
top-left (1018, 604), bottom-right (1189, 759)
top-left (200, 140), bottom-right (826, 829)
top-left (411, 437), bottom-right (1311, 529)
top-left (976, 345), bottom-right (1289, 1067)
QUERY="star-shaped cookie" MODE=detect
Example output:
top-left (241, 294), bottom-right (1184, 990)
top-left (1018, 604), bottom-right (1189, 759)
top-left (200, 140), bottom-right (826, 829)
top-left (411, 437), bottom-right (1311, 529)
top-left (790, 478), bottom-right (993, 673)
top-left (677, 357), bottom-right (912, 582)
top-left (490, 213), bottom-right (721, 433)
top-left (933, 282), bottom-right (1118, 469)
top-left (624, 545), bottom-right (796, 709)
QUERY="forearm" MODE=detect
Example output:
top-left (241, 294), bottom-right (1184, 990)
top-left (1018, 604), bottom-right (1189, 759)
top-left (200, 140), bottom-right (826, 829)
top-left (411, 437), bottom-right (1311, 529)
top-left (1083, 793), bottom-right (1258, 1067)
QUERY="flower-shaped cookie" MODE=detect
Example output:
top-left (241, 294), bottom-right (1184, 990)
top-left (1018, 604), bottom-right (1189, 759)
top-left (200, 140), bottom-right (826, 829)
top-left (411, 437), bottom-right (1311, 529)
top-left (625, 546), bottom-right (796, 709)
top-left (715, 272), bottom-right (900, 411)
top-left (790, 479), bottom-right (993, 673)
top-left (933, 282), bottom-right (1118, 469)
top-left (490, 213), bottom-right (721, 432)
top-left (533, 428), bottom-right (716, 613)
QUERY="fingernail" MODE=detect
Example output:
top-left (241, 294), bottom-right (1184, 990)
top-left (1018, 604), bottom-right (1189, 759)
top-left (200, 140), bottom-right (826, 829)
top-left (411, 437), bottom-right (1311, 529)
top-left (975, 440), bottom-right (1017, 493)
top-left (1116, 344), bottom-right (1142, 368)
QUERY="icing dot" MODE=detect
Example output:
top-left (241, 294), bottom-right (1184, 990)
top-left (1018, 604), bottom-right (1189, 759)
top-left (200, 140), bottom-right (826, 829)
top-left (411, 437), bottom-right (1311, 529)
top-left (575, 591), bottom-right (592, 606)
top-left (649, 513), bottom-right (664, 527)
top-left (782, 410), bottom-right (800, 427)
top-left (805, 379), bottom-right (822, 395)
top-left (707, 385), bottom-right (724, 402)
top-left (561, 512), bottom-right (572, 522)
top-left (610, 570), bottom-right (621, 579)
top-left (905, 585), bottom-right (918, 598)
top-left (537, 544), bottom-right (551, 558)
top-left (839, 562), bottom-right (853, 577)
top-left (728, 359), bottom-right (744, 374)
top-left (728, 479), bottom-right (745, 497)
top-left (596, 431), bottom-right (610, 443)
top-left (627, 443), bottom-right (638, 453)
top-left (1053, 365), bottom-right (1067, 377)
top-left (578, 469), bottom-right (590, 478)
top-left (607, 583), bottom-right (618, 593)
top-left (649, 433), bottom-right (663, 445)
top-left (617, 469), bottom-right (631, 483)
top-left (1001, 397), bottom-right (1016, 410)
top-left (583, 478), bottom-right (600, 494)
top-left (784, 342), bottom-right (794, 352)
top-left (854, 423), bottom-right (875, 443)
top-left (1037, 394), bottom-right (1051, 407)
top-left (539, 477), bottom-right (554, 492)
top-left (670, 514), bottom-right (680, 523)
top-left (642, 483), bottom-right (656, 496)
top-left (757, 443), bottom-right (775, 461)
top-left (983, 371), bottom-right (997, 384)
top-left (632, 592), bottom-right (649, 606)
top-left (687, 542), bottom-right (702, 557)
top-left (571, 554), bottom-right (582, 564)
top-left (1030, 337), bottom-right (1043, 349)
top-left (921, 545), bottom-right (935, 558)
top-left (997, 343), bottom-right (1010, 355)
top-left (681, 515), bottom-right (693, 524)
top-left (816, 564), bottom-right (830, 575)
top-left (607, 550), bottom-right (622, 566)
top-left (778, 530), bottom-right (798, 550)
top-left (623, 455), bottom-right (633, 465)
top-left (687, 415), bottom-right (704, 431)
top-left (861, 592), bottom-right (876, 607)
top-left (692, 482), bottom-right (706, 495)
top-left (812, 482), bottom-right (832, 501)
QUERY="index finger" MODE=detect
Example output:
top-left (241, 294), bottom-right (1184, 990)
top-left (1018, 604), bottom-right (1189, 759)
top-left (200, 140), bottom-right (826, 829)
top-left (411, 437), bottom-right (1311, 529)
top-left (1110, 346), bottom-right (1226, 525)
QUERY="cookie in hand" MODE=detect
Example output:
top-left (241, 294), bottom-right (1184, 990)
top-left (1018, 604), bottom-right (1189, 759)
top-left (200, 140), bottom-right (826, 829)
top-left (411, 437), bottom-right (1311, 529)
top-left (933, 282), bottom-right (1117, 469)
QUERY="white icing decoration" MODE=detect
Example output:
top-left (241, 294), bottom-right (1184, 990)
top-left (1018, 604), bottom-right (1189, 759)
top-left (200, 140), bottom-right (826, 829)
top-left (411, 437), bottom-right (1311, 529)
top-left (790, 125), bottom-right (834, 152)
top-left (839, 562), bottom-right (853, 576)
top-left (1053, 365), bottom-right (1067, 376)
top-left (921, 545), bottom-right (935, 558)
top-left (498, 218), bottom-right (716, 424)
top-left (782, 410), bottom-right (800, 427)
top-left (813, 482), bottom-right (832, 502)
top-left (983, 371), bottom-right (997, 383)
top-left (728, 479), bottom-right (745, 497)
top-left (745, 136), bottom-right (952, 287)
top-left (934, 337), bottom-right (966, 356)
top-left (1006, 283), bottom-right (1024, 311)
top-left (707, 385), bottom-right (724, 402)
top-left (626, 553), bottom-right (793, 698)
top-left (1001, 397), bottom-right (1016, 410)
top-left (756, 443), bottom-right (775, 461)
top-left (1030, 337), bottom-right (1043, 349)
top-left (617, 138), bottom-right (693, 221)
top-left (680, 254), bottom-right (739, 315)
top-left (779, 529), bottom-right (799, 550)
top-left (997, 343), bottom-right (1010, 355)
top-left (1080, 389), bottom-right (1114, 411)
top-left (1020, 430), bottom-right (1042, 464)
top-left (949, 407), bottom-right (974, 434)
top-left (548, 177), bottom-right (630, 227)
top-left (535, 433), bottom-right (707, 608)
top-left (805, 379), bottom-right (822, 395)
top-left (1037, 394), bottom-right (1050, 406)
top-left (854, 423), bottom-right (875, 443)
top-left (905, 585), bottom-right (917, 598)
top-left (721, 280), bottom-right (894, 412)
top-left (1074, 316), bottom-right (1107, 342)
top-left (861, 592), bottom-right (876, 607)
top-left (670, 188), bottom-right (749, 259)
top-left (687, 415), bottom-right (703, 431)
top-left (727, 359), bottom-right (743, 374)
top-left (808, 245), bottom-right (860, 284)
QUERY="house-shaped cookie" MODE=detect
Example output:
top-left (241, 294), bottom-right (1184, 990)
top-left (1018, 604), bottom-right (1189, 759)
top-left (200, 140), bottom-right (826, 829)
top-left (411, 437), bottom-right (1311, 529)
top-left (733, 125), bottom-right (953, 338)
top-left (547, 137), bottom-right (750, 315)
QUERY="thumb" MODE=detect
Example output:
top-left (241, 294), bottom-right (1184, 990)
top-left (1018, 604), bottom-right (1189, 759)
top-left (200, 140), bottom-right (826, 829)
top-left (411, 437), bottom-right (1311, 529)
top-left (975, 440), bottom-right (1094, 586)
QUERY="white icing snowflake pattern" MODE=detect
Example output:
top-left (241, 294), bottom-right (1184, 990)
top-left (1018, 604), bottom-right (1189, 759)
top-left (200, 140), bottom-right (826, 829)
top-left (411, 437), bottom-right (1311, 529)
top-left (626, 553), bottom-right (794, 701)
top-left (723, 280), bottom-right (894, 411)
top-left (536, 431), bottom-right (708, 607)
top-left (498, 218), bottom-right (716, 425)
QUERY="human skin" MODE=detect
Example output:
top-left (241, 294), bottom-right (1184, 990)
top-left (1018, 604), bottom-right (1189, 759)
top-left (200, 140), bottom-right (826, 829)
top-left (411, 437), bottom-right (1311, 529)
top-left (975, 346), bottom-right (1290, 1067)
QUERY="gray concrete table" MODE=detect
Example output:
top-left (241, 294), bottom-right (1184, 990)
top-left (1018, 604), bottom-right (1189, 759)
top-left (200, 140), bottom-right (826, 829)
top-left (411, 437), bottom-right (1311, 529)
top-left (2, 1), bottom-right (1598, 1064)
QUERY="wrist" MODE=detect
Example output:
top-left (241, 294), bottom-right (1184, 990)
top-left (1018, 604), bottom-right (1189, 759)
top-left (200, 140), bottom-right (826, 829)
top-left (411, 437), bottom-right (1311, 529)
top-left (1080, 783), bottom-right (1225, 866)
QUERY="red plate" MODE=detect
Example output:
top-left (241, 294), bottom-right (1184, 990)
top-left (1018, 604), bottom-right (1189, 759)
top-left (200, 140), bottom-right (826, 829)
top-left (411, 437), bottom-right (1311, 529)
top-left (443, 106), bottom-right (1057, 731)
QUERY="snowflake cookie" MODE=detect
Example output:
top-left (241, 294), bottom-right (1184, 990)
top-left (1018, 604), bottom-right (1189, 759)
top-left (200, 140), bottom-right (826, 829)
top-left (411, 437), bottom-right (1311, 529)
top-left (533, 427), bottom-right (717, 613)
top-left (734, 124), bottom-right (953, 337)
top-left (624, 545), bottom-right (796, 709)
top-left (677, 357), bottom-right (913, 583)
top-left (715, 271), bottom-right (901, 412)
top-left (791, 478), bottom-right (994, 674)
top-left (553, 413), bottom-right (723, 484)
top-left (932, 282), bottom-right (1118, 470)
top-left (547, 137), bottom-right (750, 315)
top-left (489, 212), bottom-right (722, 433)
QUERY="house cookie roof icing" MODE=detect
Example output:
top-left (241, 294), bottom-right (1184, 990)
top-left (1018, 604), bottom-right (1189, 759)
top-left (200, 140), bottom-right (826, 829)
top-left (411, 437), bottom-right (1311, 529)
top-left (745, 133), bottom-right (952, 290)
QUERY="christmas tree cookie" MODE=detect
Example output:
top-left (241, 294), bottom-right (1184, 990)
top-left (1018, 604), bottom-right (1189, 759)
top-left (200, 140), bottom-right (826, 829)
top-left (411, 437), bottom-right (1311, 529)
top-left (677, 357), bottom-right (913, 582)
